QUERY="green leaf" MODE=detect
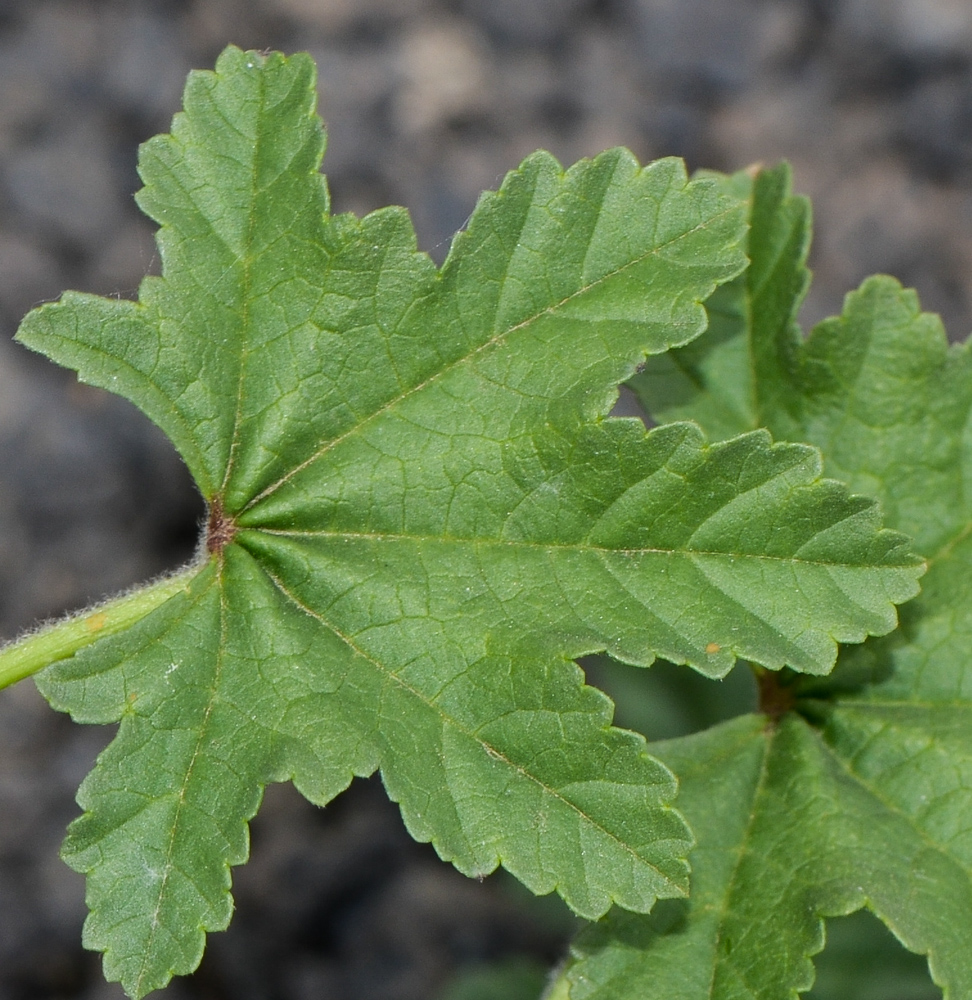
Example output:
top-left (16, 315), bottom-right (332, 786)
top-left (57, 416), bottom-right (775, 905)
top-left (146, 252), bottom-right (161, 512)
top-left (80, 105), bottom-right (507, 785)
top-left (630, 163), bottom-right (810, 442)
top-left (4, 52), bottom-right (921, 997)
top-left (567, 713), bottom-right (972, 998)
top-left (568, 164), bottom-right (972, 998)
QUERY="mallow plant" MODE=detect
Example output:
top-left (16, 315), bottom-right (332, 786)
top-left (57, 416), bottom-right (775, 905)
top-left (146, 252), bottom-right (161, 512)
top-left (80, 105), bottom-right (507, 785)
top-left (0, 46), bottom-right (965, 1000)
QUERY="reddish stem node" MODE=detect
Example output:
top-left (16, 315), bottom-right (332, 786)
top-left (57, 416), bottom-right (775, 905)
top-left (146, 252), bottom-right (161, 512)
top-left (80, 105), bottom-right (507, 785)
top-left (756, 668), bottom-right (796, 723)
top-left (206, 498), bottom-right (237, 556)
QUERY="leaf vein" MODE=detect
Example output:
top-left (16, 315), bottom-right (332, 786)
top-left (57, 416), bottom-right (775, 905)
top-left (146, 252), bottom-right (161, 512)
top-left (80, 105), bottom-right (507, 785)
top-left (258, 561), bottom-right (680, 890)
top-left (239, 203), bottom-right (741, 513)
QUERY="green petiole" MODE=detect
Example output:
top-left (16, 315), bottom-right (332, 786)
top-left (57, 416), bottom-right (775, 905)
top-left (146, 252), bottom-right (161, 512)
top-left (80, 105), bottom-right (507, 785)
top-left (0, 567), bottom-right (198, 691)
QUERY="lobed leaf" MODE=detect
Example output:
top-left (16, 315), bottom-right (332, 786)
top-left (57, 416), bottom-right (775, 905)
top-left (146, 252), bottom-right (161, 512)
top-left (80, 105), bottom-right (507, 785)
top-left (572, 162), bottom-right (972, 998)
top-left (7, 52), bottom-right (922, 997)
top-left (568, 712), bottom-right (972, 999)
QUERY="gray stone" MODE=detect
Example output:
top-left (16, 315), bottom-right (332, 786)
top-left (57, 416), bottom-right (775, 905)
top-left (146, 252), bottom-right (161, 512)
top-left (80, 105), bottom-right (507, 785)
top-left (5, 124), bottom-right (125, 244)
top-left (836, 0), bottom-right (972, 58)
top-left (459, 0), bottom-right (588, 46)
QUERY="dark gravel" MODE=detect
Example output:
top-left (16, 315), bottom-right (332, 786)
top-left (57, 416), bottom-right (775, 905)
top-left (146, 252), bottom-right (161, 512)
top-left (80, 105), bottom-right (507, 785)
top-left (1, 1), bottom-right (968, 997)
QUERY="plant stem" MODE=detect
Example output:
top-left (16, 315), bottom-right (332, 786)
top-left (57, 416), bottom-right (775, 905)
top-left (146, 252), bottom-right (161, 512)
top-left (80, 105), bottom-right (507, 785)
top-left (754, 666), bottom-right (796, 721)
top-left (0, 567), bottom-right (198, 691)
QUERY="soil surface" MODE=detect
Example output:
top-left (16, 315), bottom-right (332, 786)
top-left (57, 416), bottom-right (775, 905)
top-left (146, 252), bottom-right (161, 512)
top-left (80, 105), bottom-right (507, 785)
top-left (1, 1), bottom-right (969, 997)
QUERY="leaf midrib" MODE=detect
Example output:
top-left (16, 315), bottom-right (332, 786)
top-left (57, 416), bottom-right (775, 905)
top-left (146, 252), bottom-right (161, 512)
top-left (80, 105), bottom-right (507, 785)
top-left (132, 570), bottom-right (225, 996)
top-left (218, 63), bottom-right (272, 499)
top-left (704, 725), bottom-right (774, 1000)
top-left (746, 193), bottom-right (805, 434)
top-left (248, 527), bottom-right (911, 570)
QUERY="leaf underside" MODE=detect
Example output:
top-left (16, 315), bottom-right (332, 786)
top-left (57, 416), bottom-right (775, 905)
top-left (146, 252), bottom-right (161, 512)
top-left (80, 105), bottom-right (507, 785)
top-left (568, 164), bottom-right (972, 998)
top-left (11, 51), bottom-right (921, 997)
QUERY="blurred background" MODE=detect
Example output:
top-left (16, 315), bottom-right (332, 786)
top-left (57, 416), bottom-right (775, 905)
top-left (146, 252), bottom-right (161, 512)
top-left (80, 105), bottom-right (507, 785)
top-left (0, 0), bottom-right (966, 996)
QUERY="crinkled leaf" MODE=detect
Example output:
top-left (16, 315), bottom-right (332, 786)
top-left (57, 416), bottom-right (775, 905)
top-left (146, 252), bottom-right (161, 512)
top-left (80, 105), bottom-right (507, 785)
top-left (573, 163), bottom-right (971, 998)
top-left (9, 53), bottom-right (921, 998)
